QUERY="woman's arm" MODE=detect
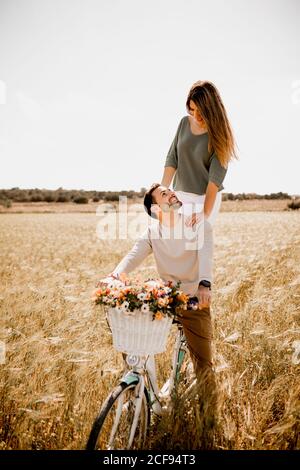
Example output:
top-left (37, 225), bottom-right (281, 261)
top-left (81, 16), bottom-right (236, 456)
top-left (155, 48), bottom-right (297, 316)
top-left (204, 181), bottom-right (219, 218)
top-left (185, 182), bottom-right (220, 227)
top-left (162, 119), bottom-right (183, 187)
top-left (161, 166), bottom-right (176, 187)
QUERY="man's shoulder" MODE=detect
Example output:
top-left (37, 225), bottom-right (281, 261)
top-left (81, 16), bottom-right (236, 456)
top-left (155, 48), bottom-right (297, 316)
top-left (137, 221), bottom-right (159, 242)
top-left (147, 219), bottom-right (160, 238)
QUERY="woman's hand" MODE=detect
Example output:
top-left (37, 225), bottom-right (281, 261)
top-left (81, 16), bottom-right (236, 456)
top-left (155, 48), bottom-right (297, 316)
top-left (185, 211), bottom-right (204, 227)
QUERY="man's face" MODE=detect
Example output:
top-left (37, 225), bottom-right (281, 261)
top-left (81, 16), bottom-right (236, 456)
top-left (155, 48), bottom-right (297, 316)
top-left (152, 186), bottom-right (182, 212)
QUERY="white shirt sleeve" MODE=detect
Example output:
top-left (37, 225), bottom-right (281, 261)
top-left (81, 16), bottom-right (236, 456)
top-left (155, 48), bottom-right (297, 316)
top-left (112, 228), bottom-right (153, 276)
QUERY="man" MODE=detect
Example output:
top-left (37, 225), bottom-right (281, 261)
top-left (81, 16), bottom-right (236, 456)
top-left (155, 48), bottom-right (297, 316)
top-left (104, 183), bottom-right (214, 377)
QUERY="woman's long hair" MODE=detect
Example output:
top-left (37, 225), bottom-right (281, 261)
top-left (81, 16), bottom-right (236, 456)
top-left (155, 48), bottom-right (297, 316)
top-left (186, 80), bottom-right (238, 168)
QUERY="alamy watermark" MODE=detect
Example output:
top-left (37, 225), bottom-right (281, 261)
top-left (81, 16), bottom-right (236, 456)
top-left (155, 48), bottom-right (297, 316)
top-left (95, 196), bottom-right (205, 250)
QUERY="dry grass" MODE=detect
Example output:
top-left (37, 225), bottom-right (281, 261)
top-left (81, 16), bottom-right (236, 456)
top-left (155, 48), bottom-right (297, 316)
top-left (0, 211), bottom-right (299, 449)
top-left (220, 199), bottom-right (291, 212)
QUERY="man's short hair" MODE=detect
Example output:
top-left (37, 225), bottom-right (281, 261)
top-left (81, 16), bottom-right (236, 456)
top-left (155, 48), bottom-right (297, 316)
top-left (143, 183), bottom-right (161, 218)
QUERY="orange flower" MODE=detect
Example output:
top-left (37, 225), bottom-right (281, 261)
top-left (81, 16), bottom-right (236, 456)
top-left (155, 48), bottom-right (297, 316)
top-left (155, 312), bottom-right (163, 320)
top-left (177, 293), bottom-right (189, 303)
top-left (158, 298), bottom-right (168, 307)
top-left (122, 287), bottom-right (131, 295)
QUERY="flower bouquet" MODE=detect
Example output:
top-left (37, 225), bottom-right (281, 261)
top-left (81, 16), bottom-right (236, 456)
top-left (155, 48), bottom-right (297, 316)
top-left (92, 277), bottom-right (197, 355)
top-left (92, 277), bottom-right (194, 320)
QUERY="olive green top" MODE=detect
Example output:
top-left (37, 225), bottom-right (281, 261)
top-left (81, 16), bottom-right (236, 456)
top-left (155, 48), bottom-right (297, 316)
top-left (164, 116), bottom-right (227, 194)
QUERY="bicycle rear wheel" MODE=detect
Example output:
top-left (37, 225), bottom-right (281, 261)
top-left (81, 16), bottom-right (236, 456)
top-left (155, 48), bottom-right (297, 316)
top-left (86, 381), bottom-right (150, 450)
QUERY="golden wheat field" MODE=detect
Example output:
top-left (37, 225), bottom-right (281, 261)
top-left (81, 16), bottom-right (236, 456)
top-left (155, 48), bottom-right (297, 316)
top-left (0, 210), bottom-right (299, 450)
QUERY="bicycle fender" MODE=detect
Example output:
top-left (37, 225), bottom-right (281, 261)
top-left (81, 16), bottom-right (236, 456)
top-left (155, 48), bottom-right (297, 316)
top-left (120, 371), bottom-right (140, 386)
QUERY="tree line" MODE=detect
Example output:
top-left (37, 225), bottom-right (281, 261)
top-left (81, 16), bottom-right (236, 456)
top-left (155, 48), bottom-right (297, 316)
top-left (0, 187), bottom-right (296, 208)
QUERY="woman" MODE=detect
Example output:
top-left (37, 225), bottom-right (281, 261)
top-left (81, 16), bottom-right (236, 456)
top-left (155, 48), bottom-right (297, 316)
top-left (161, 80), bottom-right (238, 300)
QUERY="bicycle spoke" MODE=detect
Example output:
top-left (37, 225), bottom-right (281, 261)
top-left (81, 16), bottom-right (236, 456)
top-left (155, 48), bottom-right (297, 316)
top-left (108, 391), bottom-right (125, 448)
top-left (86, 382), bottom-right (149, 450)
top-left (128, 377), bottom-right (145, 448)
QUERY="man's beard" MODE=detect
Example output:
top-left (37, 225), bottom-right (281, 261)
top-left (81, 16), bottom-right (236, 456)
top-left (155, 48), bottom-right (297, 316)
top-left (160, 200), bottom-right (182, 212)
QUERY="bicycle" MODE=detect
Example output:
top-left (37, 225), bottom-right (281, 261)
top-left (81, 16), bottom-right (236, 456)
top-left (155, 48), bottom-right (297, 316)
top-left (86, 310), bottom-right (191, 450)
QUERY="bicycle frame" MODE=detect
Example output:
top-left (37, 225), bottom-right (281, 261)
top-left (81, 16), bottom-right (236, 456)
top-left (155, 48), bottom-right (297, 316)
top-left (86, 320), bottom-right (190, 450)
top-left (120, 323), bottom-right (187, 418)
top-left (159, 324), bottom-right (188, 400)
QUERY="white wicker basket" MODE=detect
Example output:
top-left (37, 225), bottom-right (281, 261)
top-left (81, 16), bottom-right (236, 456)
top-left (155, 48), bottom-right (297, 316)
top-left (107, 307), bottom-right (173, 355)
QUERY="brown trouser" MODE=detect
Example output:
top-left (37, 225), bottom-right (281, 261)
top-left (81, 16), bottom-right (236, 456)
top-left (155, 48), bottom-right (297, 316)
top-left (175, 306), bottom-right (218, 447)
top-left (176, 305), bottom-right (213, 377)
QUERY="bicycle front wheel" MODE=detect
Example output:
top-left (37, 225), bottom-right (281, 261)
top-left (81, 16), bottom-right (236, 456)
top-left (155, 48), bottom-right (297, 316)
top-left (86, 381), bottom-right (150, 450)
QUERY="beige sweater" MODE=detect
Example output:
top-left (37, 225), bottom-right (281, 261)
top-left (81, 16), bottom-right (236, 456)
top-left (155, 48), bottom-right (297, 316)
top-left (112, 214), bottom-right (209, 296)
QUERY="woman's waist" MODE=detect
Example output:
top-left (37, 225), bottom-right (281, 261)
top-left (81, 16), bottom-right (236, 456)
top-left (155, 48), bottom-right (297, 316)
top-left (175, 189), bottom-right (204, 197)
top-left (174, 188), bottom-right (223, 200)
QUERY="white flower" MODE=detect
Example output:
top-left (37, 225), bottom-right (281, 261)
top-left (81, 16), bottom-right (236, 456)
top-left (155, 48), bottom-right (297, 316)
top-left (145, 280), bottom-right (160, 288)
top-left (138, 293), bottom-right (147, 301)
top-left (108, 280), bottom-right (123, 289)
top-left (141, 303), bottom-right (150, 313)
top-left (124, 309), bottom-right (134, 316)
top-left (120, 301), bottom-right (129, 312)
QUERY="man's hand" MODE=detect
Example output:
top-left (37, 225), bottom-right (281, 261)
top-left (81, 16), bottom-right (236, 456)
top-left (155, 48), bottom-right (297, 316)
top-left (95, 273), bottom-right (120, 288)
top-left (95, 272), bottom-right (128, 288)
top-left (196, 285), bottom-right (211, 308)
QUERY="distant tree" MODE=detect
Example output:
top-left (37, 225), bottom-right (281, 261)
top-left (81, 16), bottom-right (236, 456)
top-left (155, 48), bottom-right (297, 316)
top-left (0, 198), bottom-right (12, 208)
top-left (104, 192), bottom-right (119, 202)
top-left (56, 194), bottom-right (70, 203)
top-left (73, 196), bottom-right (89, 204)
top-left (44, 192), bottom-right (56, 203)
top-left (30, 194), bottom-right (43, 202)
top-left (287, 199), bottom-right (300, 210)
top-left (269, 192), bottom-right (291, 200)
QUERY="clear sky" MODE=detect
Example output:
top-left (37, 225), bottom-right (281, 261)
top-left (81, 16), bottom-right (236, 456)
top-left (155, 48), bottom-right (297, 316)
top-left (0, 0), bottom-right (299, 195)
